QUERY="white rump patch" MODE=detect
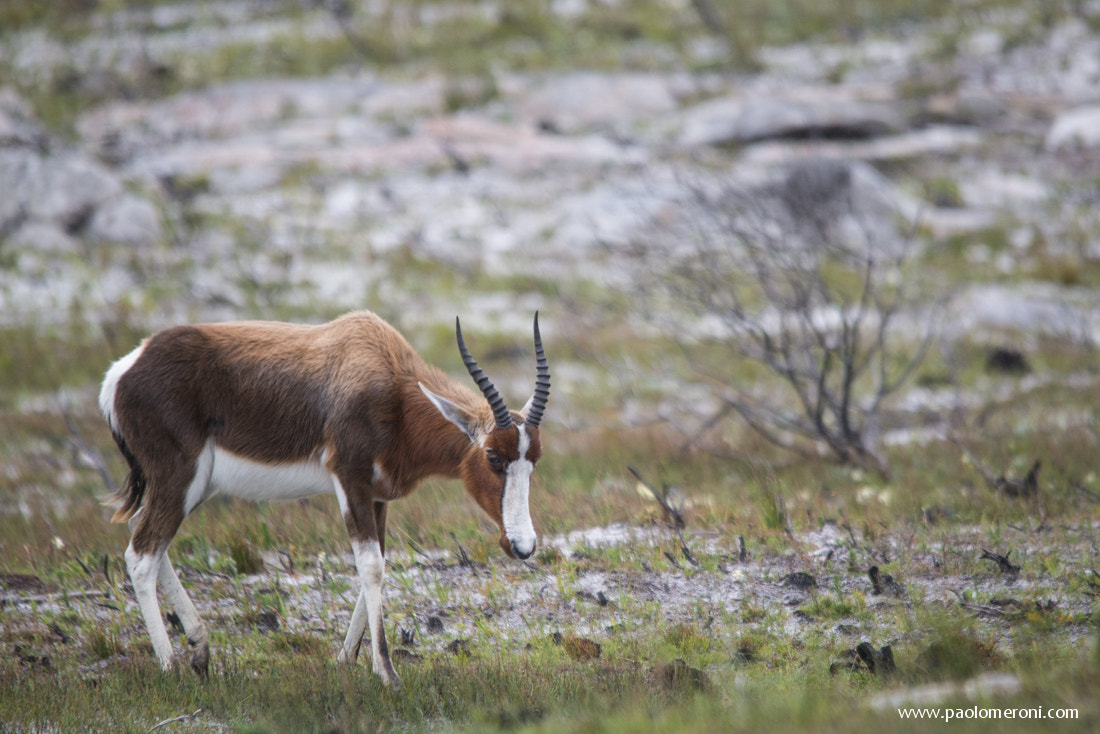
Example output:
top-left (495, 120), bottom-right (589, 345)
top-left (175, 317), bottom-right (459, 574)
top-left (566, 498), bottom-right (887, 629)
top-left (98, 342), bottom-right (145, 432)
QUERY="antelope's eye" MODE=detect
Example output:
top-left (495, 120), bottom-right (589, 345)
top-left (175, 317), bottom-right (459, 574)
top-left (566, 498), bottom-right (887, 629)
top-left (487, 452), bottom-right (506, 472)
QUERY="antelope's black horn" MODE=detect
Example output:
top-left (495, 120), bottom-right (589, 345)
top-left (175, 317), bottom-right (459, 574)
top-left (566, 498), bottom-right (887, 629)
top-left (456, 317), bottom-right (513, 430)
top-left (524, 312), bottom-right (550, 429)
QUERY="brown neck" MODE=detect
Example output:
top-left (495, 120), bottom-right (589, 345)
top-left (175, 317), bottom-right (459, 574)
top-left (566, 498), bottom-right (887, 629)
top-left (382, 373), bottom-right (480, 492)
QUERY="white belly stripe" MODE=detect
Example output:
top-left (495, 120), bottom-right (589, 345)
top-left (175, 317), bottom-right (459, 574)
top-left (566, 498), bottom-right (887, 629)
top-left (207, 445), bottom-right (335, 504)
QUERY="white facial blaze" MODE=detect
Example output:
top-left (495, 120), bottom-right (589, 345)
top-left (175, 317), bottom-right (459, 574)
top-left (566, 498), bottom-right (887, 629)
top-left (503, 425), bottom-right (537, 557)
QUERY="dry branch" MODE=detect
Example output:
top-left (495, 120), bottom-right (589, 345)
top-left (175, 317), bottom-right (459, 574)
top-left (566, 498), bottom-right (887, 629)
top-left (624, 168), bottom-right (934, 477)
top-left (627, 466), bottom-right (685, 529)
top-left (951, 439), bottom-right (1041, 499)
top-left (979, 549), bottom-right (1021, 575)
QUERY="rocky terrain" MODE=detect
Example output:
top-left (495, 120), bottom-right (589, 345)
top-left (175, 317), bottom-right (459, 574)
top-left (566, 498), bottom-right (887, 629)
top-left (2, 6), bottom-right (1100, 731)
top-left (2, 1), bottom-right (1099, 353)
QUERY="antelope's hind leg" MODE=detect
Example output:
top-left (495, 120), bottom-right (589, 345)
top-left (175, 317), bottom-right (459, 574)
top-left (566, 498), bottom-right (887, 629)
top-left (158, 557), bottom-right (210, 677)
top-left (124, 447), bottom-right (212, 674)
top-left (124, 541), bottom-right (211, 675)
top-left (125, 543), bottom-right (177, 670)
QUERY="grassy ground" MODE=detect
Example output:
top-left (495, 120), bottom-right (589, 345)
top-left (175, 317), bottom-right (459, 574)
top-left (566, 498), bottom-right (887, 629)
top-left (1, 327), bottom-right (1098, 732)
top-left (2, 0), bottom-right (1099, 731)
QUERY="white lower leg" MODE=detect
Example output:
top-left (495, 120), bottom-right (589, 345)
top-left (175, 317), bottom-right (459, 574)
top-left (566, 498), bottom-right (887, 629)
top-left (353, 540), bottom-right (397, 684)
top-left (158, 558), bottom-right (206, 644)
top-left (158, 556), bottom-right (209, 673)
top-left (338, 591), bottom-right (369, 664)
top-left (126, 545), bottom-right (175, 669)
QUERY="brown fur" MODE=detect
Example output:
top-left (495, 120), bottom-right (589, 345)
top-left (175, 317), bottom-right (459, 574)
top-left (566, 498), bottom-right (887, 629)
top-left (106, 431), bottom-right (147, 524)
top-left (102, 309), bottom-right (547, 682)
top-left (106, 311), bottom-right (517, 553)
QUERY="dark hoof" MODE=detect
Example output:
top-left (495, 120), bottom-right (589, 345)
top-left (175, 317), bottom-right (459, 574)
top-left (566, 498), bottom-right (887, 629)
top-left (190, 643), bottom-right (210, 679)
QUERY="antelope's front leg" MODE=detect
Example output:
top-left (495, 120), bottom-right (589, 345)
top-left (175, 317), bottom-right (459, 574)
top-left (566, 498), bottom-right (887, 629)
top-left (332, 476), bottom-right (399, 687)
top-left (341, 539), bottom-right (398, 685)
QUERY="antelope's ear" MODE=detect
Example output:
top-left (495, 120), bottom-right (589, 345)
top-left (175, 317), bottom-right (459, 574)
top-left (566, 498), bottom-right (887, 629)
top-left (420, 382), bottom-right (477, 442)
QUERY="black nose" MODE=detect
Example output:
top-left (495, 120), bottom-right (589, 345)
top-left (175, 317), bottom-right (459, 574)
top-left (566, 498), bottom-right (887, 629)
top-left (511, 541), bottom-right (534, 560)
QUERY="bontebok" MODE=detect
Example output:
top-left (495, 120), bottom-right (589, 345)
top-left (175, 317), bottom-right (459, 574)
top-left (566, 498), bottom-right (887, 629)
top-left (99, 310), bottom-right (550, 686)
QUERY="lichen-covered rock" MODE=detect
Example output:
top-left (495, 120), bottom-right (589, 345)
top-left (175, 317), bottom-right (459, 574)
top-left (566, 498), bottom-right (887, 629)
top-left (86, 192), bottom-right (162, 246)
top-left (1045, 104), bottom-right (1100, 150)
top-left (510, 72), bottom-right (685, 135)
top-left (26, 153), bottom-right (124, 231)
top-left (0, 87), bottom-right (47, 150)
top-left (679, 91), bottom-right (904, 147)
top-left (0, 88), bottom-right (160, 253)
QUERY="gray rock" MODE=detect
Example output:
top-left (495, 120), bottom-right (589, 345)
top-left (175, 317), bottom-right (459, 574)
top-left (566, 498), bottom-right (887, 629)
top-left (947, 283), bottom-right (1091, 337)
top-left (0, 151), bottom-right (30, 238)
top-left (923, 92), bottom-right (1007, 126)
top-left (958, 172), bottom-right (1050, 209)
top-left (77, 75), bottom-right (445, 164)
top-left (86, 193), bottom-right (162, 246)
top-left (776, 158), bottom-right (914, 255)
top-left (7, 221), bottom-right (81, 255)
top-left (0, 143), bottom-right (159, 251)
top-left (0, 149), bottom-right (38, 236)
top-left (0, 87), bottom-right (47, 150)
top-left (512, 72), bottom-right (683, 134)
top-left (1045, 104), bottom-right (1100, 150)
top-left (26, 153), bottom-right (123, 232)
top-left (680, 93), bottom-right (904, 147)
top-left (737, 126), bottom-right (985, 167)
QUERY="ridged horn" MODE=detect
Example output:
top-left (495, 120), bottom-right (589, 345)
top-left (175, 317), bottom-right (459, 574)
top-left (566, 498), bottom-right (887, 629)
top-left (524, 312), bottom-right (550, 429)
top-left (456, 317), bottom-right (513, 430)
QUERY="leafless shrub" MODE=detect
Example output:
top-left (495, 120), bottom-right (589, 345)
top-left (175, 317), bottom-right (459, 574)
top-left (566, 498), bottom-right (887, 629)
top-left (625, 161), bottom-right (936, 477)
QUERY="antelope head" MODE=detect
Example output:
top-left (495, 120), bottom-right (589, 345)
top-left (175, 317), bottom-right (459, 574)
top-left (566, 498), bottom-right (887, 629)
top-left (420, 313), bottom-right (551, 560)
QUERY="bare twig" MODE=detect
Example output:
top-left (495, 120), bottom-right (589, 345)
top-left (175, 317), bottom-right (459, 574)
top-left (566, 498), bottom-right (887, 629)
top-left (278, 549), bottom-right (295, 575)
top-left (951, 438), bottom-right (1041, 499)
top-left (629, 466), bottom-right (698, 566)
top-left (1074, 481), bottom-right (1100, 503)
top-left (74, 555), bottom-right (93, 578)
top-left (148, 709), bottom-right (206, 732)
top-left (690, 0), bottom-right (728, 36)
top-left (449, 532), bottom-right (480, 574)
top-left (948, 588), bottom-right (1008, 618)
top-left (320, 0), bottom-right (379, 63)
top-left (673, 526), bottom-right (699, 567)
top-left (627, 466), bottom-right (685, 529)
top-left (949, 437), bottom-right (1000, 491)
top-left (101, 554), bottom-right (114, 589)
top-left (1, 590), bottom-right (114, 605)
top-left (63, 405), bottom-right (117, 493)
top-left (980, 548), bottom-right (1021, 575)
